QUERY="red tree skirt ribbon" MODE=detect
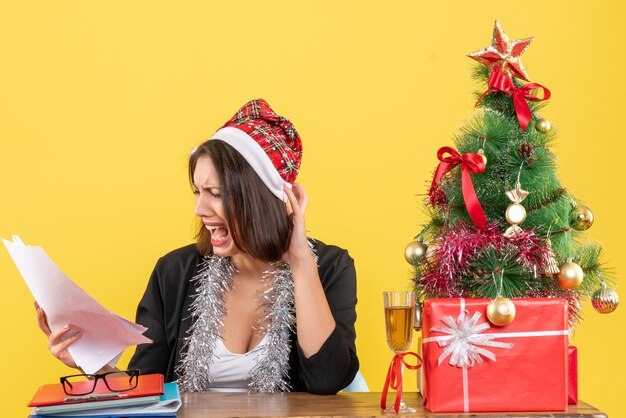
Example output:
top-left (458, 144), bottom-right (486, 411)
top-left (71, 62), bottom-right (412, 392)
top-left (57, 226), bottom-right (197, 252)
top-left (476, 67), bottom-right (551, 131)
top-left (380, 352), bottom-right (422, 414)
top-left (429, 147), bottom-right (487, 229)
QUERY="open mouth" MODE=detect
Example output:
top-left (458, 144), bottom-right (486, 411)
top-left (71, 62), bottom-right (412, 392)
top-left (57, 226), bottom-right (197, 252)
top-left (206, 224), bottom-right (230, 246)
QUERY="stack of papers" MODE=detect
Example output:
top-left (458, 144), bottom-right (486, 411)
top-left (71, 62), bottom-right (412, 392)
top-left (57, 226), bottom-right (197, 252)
top-left (2, 235), bottom-right (151, 373)
top-left (29, 379), bottom-right (181, 418)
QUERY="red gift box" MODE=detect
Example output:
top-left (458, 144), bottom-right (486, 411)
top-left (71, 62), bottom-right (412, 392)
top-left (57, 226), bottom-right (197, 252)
top-left (568, 346), bottom-right (578, 404)
top-left (421, 298), bottom-right (568, 413)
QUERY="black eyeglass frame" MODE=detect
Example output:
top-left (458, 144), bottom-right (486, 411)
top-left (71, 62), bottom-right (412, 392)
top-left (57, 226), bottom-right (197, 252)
top-left (60, 369), bottom-right (140, 396)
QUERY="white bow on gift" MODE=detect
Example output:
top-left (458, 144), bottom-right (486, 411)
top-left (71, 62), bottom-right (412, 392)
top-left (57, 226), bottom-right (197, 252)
top-left (430, 311), bottom-right (513, 367)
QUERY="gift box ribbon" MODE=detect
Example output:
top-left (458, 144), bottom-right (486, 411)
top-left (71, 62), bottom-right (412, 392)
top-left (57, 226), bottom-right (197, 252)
top-left (428, 310), bottom-right (513, 367)
top-left (423, 298), bottom-right (568, 412)
top-left (380, 351), bottom-right (422, 414)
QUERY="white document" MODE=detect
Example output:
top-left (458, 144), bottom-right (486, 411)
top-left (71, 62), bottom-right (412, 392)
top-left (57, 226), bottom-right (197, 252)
top-left (3, 235), bottom-right (151, 374)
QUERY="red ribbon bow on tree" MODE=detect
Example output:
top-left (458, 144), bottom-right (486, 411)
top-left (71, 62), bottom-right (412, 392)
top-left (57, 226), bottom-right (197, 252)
top-left (380, 352), bottom-right (422, 414)
top-left (476, 68), bottom-right (551, 131)
top-left (429, 147), bottom-right (487, 229)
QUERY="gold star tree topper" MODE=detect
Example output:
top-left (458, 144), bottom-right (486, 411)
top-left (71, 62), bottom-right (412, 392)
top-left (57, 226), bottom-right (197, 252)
top-left (468, 20), bottom-right (534, 81)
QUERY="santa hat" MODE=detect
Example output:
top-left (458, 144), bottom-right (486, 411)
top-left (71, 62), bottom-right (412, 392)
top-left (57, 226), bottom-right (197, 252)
top-left (210, 99), bottom-right (302, 202)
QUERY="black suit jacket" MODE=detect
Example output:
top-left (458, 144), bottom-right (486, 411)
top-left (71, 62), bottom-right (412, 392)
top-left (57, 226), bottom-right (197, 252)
top-left (128, 239), bottom-right (359, 394)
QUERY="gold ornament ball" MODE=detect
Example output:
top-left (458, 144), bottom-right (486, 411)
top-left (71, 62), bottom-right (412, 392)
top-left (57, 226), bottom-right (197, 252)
top-left (486, 297), bottom-right (516, 326)
top-left (404, 240), bottom-right (428, 264)
top-left (570, 204), bottom-right (594, 231)
top-left (477, 149), bottom-right (488, 166)
top-left (535, 118), bottom-right (551, 133)
top-left (592, 285), bottom-right (619, 314)
top-left (505, 203), bottom-right (527, 225)
top-left (557, 261), bottom-right (584, 289)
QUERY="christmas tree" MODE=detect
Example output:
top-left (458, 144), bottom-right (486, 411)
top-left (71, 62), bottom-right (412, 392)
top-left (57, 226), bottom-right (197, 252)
top-left (408, 21), bottom-right (618, 327)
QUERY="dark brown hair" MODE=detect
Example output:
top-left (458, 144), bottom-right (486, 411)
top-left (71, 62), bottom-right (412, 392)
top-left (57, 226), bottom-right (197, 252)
top-left (189, 140), bottom-right (292, 262)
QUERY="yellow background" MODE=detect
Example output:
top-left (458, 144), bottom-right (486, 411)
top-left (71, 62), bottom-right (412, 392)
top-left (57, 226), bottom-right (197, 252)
top-left (1, 1), bottom-right (625, 416)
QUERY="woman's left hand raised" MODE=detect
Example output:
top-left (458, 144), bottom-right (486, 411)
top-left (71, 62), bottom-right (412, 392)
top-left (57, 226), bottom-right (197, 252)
top-left (283, 183), bottom-right (335, 357)
top-left (283, 183), bottom-right (315, 267)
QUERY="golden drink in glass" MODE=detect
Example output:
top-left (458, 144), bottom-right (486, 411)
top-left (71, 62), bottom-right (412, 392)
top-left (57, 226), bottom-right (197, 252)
top-left (385, 306), bottom-right (415, 353)
top-left (383, 291), bottom-right (416, 413)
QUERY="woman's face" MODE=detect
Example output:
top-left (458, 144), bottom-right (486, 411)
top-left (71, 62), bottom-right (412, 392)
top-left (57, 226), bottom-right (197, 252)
top-left (193, 155), bottom-right (240, 258)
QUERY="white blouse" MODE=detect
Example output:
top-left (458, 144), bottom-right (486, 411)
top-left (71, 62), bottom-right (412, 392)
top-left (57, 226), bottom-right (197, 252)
top-left (205, 333), bottom-right (269, 392)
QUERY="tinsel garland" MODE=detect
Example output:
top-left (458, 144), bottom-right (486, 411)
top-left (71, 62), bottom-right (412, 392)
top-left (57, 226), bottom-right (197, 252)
top-left (176, 254), bottom-right (296, 392)
top-left (248, 260), bottom-right (295, 392)
top-left (418, 222), bottom-right (549, 297)
top-left (416, 221), bottom-right (584, 325)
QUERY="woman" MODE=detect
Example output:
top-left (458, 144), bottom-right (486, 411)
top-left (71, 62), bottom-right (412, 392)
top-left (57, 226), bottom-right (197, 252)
top-left (36, 99), bottom-right (359, 394)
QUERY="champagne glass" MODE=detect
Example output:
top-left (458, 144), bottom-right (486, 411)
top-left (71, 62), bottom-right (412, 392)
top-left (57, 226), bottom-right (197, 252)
top-left (383, 291), bottom-right (416, 413)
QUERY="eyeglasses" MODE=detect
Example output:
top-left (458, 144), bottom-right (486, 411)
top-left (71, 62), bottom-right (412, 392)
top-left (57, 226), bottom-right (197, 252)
top-left (60, 369), bottom-right (140, 396)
